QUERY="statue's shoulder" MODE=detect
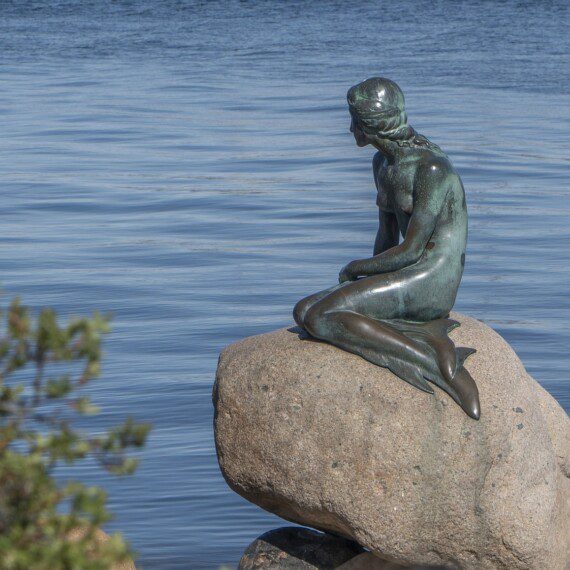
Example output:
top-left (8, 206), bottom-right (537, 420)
top-left (417, 152), bottom-right (455, 180)
top-left (423, 153), bottom-right (452, 169)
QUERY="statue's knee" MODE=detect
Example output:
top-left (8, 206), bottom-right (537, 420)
top-left (304, 305), bottom-right (326, 338)
top-left (293, 298), bottom-right (308, 327)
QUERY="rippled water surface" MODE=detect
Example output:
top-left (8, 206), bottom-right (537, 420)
top-left (1, 1), bottom-right (569, 567)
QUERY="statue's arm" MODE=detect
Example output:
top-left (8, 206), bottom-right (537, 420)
top-left (340, 159), bottom-right (450, 282)
top-left (374, 210), bottom-right (399, 256)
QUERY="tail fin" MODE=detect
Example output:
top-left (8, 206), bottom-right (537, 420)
top-left (386, 318), bottom-right (460, 383)
top-left (452, 366), bottom-right (480, 420)
top-left (387, 317), bottom-right (459, 339)
top-left (421, 317), bottom-right (460, 337)
top-left (371, 317), bottom-right (480, 419)
top-left (456, 347), bottom-right (476, 368)
top-left (388, 359), bottom-right (434, 394)
top-left (423, 369), bottom-right (462, 404)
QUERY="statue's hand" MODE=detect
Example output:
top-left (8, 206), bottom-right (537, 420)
top-left (339, 262), bottom-right (359, 284)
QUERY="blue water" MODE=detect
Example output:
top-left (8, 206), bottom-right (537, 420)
top-left (0, 1), bottom-right (568, 568)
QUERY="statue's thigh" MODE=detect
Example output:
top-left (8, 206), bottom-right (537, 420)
top-left (310, 275), bottom-right (404, 320)
top-left (342, 275), bottom-right (408, 320)
top-left (350, 270), bottom-right (453, 321)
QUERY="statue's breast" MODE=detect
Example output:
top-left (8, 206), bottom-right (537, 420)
top-left (375, 160), bottom-right (414, 214)
top-left (394, 188), bottom-right (413, 214)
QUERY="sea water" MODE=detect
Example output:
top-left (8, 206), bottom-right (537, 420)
top-left (0, 1), bottom-right (568, 567)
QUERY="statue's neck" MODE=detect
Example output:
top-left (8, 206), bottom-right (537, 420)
top-left (372, 126), bottom-right (416, 160)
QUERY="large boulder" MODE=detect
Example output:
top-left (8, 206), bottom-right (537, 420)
top-left (214, 313), bottom-right (569, 569)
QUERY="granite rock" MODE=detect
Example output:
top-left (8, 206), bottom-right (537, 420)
top-left (214, 313), bottom-right (569, 569)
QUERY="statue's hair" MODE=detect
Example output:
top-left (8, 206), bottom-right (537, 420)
top-left (347, 77), bottom-right (411, 141)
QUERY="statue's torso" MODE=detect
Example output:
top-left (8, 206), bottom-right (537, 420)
top-left (373, 146), bottom-right (468, 286)
top-left (373, 148), bottom-right (467, 248)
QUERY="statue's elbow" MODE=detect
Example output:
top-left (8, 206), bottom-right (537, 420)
top-left (402, 246), bottom-right (422, 267)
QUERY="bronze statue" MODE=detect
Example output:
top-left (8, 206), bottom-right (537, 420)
top-left (294, 77), bottom-right (480, 419)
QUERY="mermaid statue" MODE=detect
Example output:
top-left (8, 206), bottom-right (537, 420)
top-left (293, 77), bottom-right (480, 420)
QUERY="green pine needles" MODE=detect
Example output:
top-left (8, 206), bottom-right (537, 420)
top-left (0, 298), bottom-right (150, 569)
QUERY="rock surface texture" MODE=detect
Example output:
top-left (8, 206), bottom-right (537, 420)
top-left (214, 314), bottom-right (570, 569)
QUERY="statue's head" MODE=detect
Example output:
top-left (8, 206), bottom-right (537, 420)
top-left (347, 77), bottom-right (410, 146)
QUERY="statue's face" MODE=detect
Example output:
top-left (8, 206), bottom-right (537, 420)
top-left (350, 117), bottom-right (370, 147)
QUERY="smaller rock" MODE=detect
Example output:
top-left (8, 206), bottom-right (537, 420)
top-left (238, 527), bottom-right (364, 569)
